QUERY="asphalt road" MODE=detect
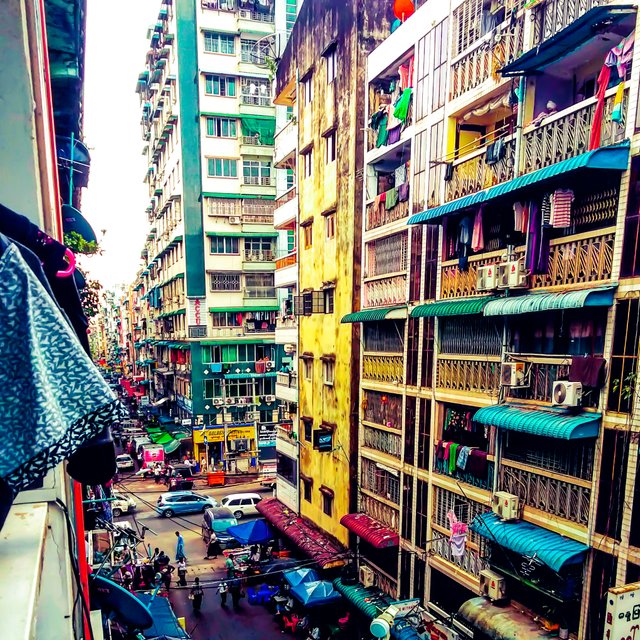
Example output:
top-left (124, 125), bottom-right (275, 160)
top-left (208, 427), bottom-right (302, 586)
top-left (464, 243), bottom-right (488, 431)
top-left (113, 474), bottom-right (284, 639)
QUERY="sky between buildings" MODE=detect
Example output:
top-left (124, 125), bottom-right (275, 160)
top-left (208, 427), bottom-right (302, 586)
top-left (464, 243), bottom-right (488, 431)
top-left (82, 0), bottom-right (159, 288)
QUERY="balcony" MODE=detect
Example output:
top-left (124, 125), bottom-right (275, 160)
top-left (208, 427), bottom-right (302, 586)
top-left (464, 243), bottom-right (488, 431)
top-left (240, 94), bottom-right (272, 108)
top-left (433, 457), bottom-right (494, 491)
top-left (243, 250), bottom-right (276, 270)
top-left (275, 252), bottom-right (296, 270)
top-left (436, 355), bottom-right (501, 395)
top-left (363, 425), bottom-right (402, 459)
top-left (242, 175), bottom-right (272, 186)
top-left (274, 252), bottom-right (297, 288)
top-left (450, 17), bottom-right (524, 101)
top-left (242, 213), bottom-right (274, 225)
top-left (243, 287), bottom-right (277, 304)
top-left (445, 135), bottom-right (515, 202)
top-left (531, 0), bottom-right (611, 45)
top-left (362, 274), bottom-right (407, 308)
top-left (275, 316), bottom-right (297, 345)
top-left (240, 136), bottom-right (275, 156)
top-left (276, 371), bottom-right (298, 403)
top-left (440, 228), bottom-right (615, 298)
top-left (360, 493), bottom-right (399, 530)
top-left (498, 460), bottom-right (591, 525)
top-left (430, 534), bottom-right (488, 579)
top-left (365, 195), bottom-right (410, 232)
top-left (522, 89), bottom-right (628, 174)
top-left (362, 354), bottom-right (404, 384)
top-left (274, 118), bottom-right (297, 168)
top-left (273, 187), bottom-right (297, 230)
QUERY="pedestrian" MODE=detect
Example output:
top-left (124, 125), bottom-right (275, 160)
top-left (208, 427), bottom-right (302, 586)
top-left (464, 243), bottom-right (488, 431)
top-left (200, 456), bottom-right (207, 472)
top-left (153, 464), bottom-right (160, 484)
top-left (229, 580), bottom-right (243, 611)
top-left (218, 580), bottom-right (228, 607)
top-left (122, 570), bottom-right (133, 591)
top-left (225, 555), bottom-right (235, 578)
top-left (177, 558), bottom-right (187, 586)
top-left (175, 531), bottom-right (186, 562)
top-left (190, 577), bottom-right (204, 612)
top-left (161, 564), bottom-right (175, 591)
top-left (204, 533), bottom-right (222, 560)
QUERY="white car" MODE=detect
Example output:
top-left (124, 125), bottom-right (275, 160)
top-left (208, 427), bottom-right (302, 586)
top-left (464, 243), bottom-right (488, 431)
top-left (111, 493), bottom-right (137, 518)
top-left (221, 493), bottom-right (262, 519)
top-left (115, 454), bottom-right (135, 471)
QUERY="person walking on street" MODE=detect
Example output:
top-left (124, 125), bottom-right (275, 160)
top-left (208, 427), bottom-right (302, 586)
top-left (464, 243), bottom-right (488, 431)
top-left (153, 464), bottom-right (160, 484)
top-left (230, 580), bottom-right (243, 611)
top-left (204, 533), bottom-right (222, 560)
top-left (190, 577), bottom-right (204, 612)
top-left (175, 531), bottom-right (186, 562)
top-left (218, 580), bottom-right (228, 608)
top-left (161, 564), bottom-right (175, 591)
top-left (177, 558), bottom-right (187, 587)
top-left (225, 555), bottom-right (235, 579)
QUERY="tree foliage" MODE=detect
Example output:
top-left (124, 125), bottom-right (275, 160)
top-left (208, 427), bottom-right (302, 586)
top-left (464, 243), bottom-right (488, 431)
top-left (77, 266), bottom-right (103, 319)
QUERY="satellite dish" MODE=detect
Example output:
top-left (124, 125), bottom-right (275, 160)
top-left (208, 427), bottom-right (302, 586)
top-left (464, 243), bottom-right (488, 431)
top-left (248, 31), bottom-right (288, 69)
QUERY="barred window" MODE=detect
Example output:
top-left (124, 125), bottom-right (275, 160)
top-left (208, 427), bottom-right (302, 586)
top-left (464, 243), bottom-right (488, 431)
top-left (363, 321), bottom-right (404, 353)
top-left (363, 390), bottom-right (403, 428)
top-left (366, 232), bottom-right (408, 277)
top-left (433, 486), bottom-right (486, 546)
top-left (205, 197), bottom-right (239, 217)
top-left (361, 457), bottom-right (400, 504)
top-left (363, 426), bottom-right (402, 458)
top-left (210, 272), bottom-right (241, 291)
top-left (241, 38), bottom-right (269, 64)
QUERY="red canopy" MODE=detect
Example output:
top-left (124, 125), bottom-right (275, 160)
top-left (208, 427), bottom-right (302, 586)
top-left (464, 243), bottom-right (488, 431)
top-left (340, 513), bottom-right (399, 549)
top-left (256, 498), bottom-right (347, 569)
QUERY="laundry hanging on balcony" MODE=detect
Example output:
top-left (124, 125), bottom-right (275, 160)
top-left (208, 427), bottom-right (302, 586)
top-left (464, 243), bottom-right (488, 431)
top-left (447, 510), bottom-right (468, 557)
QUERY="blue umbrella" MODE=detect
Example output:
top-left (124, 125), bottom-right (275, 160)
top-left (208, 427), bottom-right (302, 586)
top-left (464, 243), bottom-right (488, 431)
top-left (291, 580), bottom-right (342, 608)
top-left (284, 567), bottom-right (320, 588)
top-left (226, 518), bottom-right (274, 544)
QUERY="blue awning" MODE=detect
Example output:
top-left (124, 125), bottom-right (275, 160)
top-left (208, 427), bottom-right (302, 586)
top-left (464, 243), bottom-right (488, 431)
top-left (408, 143), bottom-right (630, 225)
top-left (482, 286), bottom-right (616, 317)
top-left (473, 404), bottom-right (601, 440)
top-left (500, 5), bottom-right (637, 77)
top-left (471, 512), bottom-right (588, 572)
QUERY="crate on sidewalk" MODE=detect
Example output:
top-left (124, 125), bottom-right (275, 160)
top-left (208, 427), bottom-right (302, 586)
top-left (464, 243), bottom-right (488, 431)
top-left (207, 471), bottom-right (225, 486)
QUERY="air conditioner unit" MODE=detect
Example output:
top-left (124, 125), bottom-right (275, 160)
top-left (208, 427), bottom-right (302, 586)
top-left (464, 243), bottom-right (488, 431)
top-left (477, 264), bottom-right (498, 292)
top-left (500, 362), bottom-right (527, 387)
top-left (359, 565), bottom-right (375, 588)
top-left (492, 492), bottom-right (520, 521)
top-left (225, 397), bottom-right (236, 405)
top-left (265, 360), bottom-right (275, 370)
top-left (552, 381), bottom-right (583, 407)
top-left (229, 216), bottom-right (241, 225)
top-left (497, 260), bottom-right (528, 289)
top-left (265, 395), bottom-right (276, 403)
top-left (211, 398), bottom-right (223, 406)
top-left (479, 569), bottom-right (507, 602)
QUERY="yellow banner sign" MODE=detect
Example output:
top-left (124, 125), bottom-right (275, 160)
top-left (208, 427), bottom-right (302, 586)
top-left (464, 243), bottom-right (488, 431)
top-left (192, 427), bottom-right (255, 444)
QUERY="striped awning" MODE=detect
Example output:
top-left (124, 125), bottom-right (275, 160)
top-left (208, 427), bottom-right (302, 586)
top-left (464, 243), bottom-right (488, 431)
top-left (341, 306), bottom-right (406, 323)
top-left (410, 296), bottom-right (498, 318)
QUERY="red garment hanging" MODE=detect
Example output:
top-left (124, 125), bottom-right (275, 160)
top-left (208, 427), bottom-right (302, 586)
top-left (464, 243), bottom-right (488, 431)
top-left (589, 64), bottom-right (611, 151)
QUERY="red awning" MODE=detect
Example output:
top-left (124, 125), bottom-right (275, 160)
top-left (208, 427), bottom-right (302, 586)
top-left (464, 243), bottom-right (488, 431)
top-left (256, 498), bottom-right (347, 569)
top-left (340, 513), bottom-right (399, 549)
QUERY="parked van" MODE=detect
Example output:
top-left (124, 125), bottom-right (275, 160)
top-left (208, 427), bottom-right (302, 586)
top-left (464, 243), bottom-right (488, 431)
top-left (220, 493), bottom-right (262, 519)
top-left (201, 506), bottom-right (238, 549)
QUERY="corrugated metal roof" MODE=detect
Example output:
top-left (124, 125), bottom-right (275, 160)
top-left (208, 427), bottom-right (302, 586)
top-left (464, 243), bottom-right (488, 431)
top-left (471, 512), bottom-right (588, 572)
top-left (341, 305), bottom-right (406, 323)
top-left (473, 404), bottom-right (601, 439)
top-left (340, 513), bottom-right (399, 548)
top-left (407, 191), bottom-right (486, 225)
top-left (410, 296), bottom-right (499, 318)
top-left (482, 286), bottom-right (616, 317)
top-left (332, 578), bottom-right (390, 619)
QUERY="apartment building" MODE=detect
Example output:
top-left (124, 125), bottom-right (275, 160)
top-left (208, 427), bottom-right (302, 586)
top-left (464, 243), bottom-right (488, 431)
top-left (132, 0), bottom-right (289, 469)
top-left (342, 2), bottom-right (640, 639)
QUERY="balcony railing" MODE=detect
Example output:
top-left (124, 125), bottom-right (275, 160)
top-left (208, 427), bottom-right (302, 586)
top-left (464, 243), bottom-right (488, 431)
top-left (362, 354), bottom-right (404, 384)
top-left (433, 457), bottom-right (493, 491)
top-left (522, 90), bottom-right (628, 174)
top-left (430, 534), bottom-right (488, 578)
top-left (363, 426), bottom-right (402, 459)
top-left (241, 95), bottom-right (272, 107)
top-left (276, 186), bottom-right (297, 207)
top-left (450, 18), bottom-right (524, 101)
top-left (365, 196), bottom-right (410, 231)
top-left (242, 213), bottom-right (274, 224)
top-left (363, 274), bottom-right (407, 308)
top-left (243, 176), bottom-right (272, 186)
top-left (239, 8), bottom-right (274, 23)
top-left (277, 423), bottom-right (296, 441)
top-left (436, 356), bottom-right (501, 395)
top-left (360, 493), bottom-right (399, 530)
top-left (445, 135), bottom-right (516, 202)
top-left (244, 287), bottom-right (276, 299)
top-left (531, 0), bottom-right (611, 45)
top-left (276, 252), bottom-right (297, 269)
top-left (243, 250), bottom-right (275, 262)
top-left (276, 371), bottom-right (297, 388)
top-left (440, 229), bottom-right (615, 298)
top-left (241, 135), bottom-right (273, 147)
top-left (276, 315), bottom-right (297, 329)
top-left (499, 461), bottom-right (591, 525)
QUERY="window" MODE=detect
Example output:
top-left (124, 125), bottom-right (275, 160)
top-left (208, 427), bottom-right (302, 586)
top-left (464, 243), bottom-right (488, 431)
top-left (206, 117), bottom-right (237, 138)
top-left (325, 130), bottom-right (336, 163)
top-left (286, 168), bottom-right (295, 191)
top-left (207, 157), bottom-right (237, 178)
top-left (204, 32), bottom-right (235, 54)
top-left (302, 221), bottom-right (313, 248)
top-left (276, 452), bottom-right (297, 485)
top-left (324, 288), bottom-right (334, 314)
top-left (302, 476), bottom-right (312, 502)
top-left (324, 47), bottom-right (337, 84)
top-left (302, 358), bottom-right (313, 381)
top-left (302, 417), bottom-right (313, 441)
top-left (608, 299), bottom-right (639, 413)
top-left (210, 236), bottom-right (239, 254)
top-left (242, 159), bottom-right (271, 186)
top-left (210, 272), bottom-right (241, 291)
top-left (204, 378), bottom-right (223, 399)
top-left (241, 38), bottom-right (269, 64)
top-left (244, 272), bottom-right (275, 298)
top-left (285, 0), bottom-right (297, 32)
top-left (324, 212), bottom-right (335, 239)
top-left (211, 312), bottom-right (242, 327)
top-left (240, 77), bottom-right (271, 105)
top-left (302, 74), bottom-right (313, 105)
top-left (321, 487), bottom-right (333, 516)
top-left (301, 148), bottom-right (313, 178)
top-left (204, 74), bottom-right (236, 97)
top-left (322, 358), bottom-right (335, 385)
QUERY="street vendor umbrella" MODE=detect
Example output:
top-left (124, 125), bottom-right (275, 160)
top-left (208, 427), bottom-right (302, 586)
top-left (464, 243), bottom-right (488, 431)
top-left (284, 567), bottom-right (320, 588)
top-left (291, 580), bottom-right (342, 608)
top-left (226, 518), bottom-right (274, 545)
top-left (136, 593), bottom-right (190, 639)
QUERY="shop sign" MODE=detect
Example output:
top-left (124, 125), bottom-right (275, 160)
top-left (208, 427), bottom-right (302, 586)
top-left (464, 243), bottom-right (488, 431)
top-left (139, 396), bottom-right (149, 407)
top-left (313, 429), bottom-right (333, 452)
top-left (603, 582), bottom-right (640, 640)
top-left (187, 297), bottom-right (206, 327)
top-left (192, 426), bottom-right (255, 444)
top-left (258, 424), bottom-right (276, 448)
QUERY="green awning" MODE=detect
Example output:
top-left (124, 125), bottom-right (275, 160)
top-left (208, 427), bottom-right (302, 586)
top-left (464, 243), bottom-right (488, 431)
top-left (473, 404), bottom-right (601, 439)
top-left (225, 372), bottom-right (278, 379)
top-left (157, 309), bottom-right (186, 319)
top-left (410, 296), bottom-right (498, 318)
top-left (341, 306), bottom-right (406, 323)
top-left (202, 192), bottom-right (275, 200)
top-left (240, 116), bottom-right (276, 145)
top-left (409, 142), bottom-right (630, 225)
top-left (332, 579), bottom-right (391, 619)
top-left (205, 231), bottom-right (278, 238)
top-left (210, 306), bottom-right (279, 312)
top-left (482, 286), bottom-right (616, 317)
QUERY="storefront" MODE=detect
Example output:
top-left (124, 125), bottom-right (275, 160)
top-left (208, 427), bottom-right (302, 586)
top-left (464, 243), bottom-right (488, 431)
top-left (192, 424), bottom-right (256, 470)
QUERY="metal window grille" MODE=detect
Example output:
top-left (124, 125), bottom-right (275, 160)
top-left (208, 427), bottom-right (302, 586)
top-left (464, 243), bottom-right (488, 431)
top-left (366, 233), bottom-right (408, 277)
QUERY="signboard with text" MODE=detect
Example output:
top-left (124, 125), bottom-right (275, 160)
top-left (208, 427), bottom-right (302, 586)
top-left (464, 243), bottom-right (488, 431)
top-left (604, 582), bottom-right (640, 640)
top-left (192, 426), bottom-right (255, 444)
